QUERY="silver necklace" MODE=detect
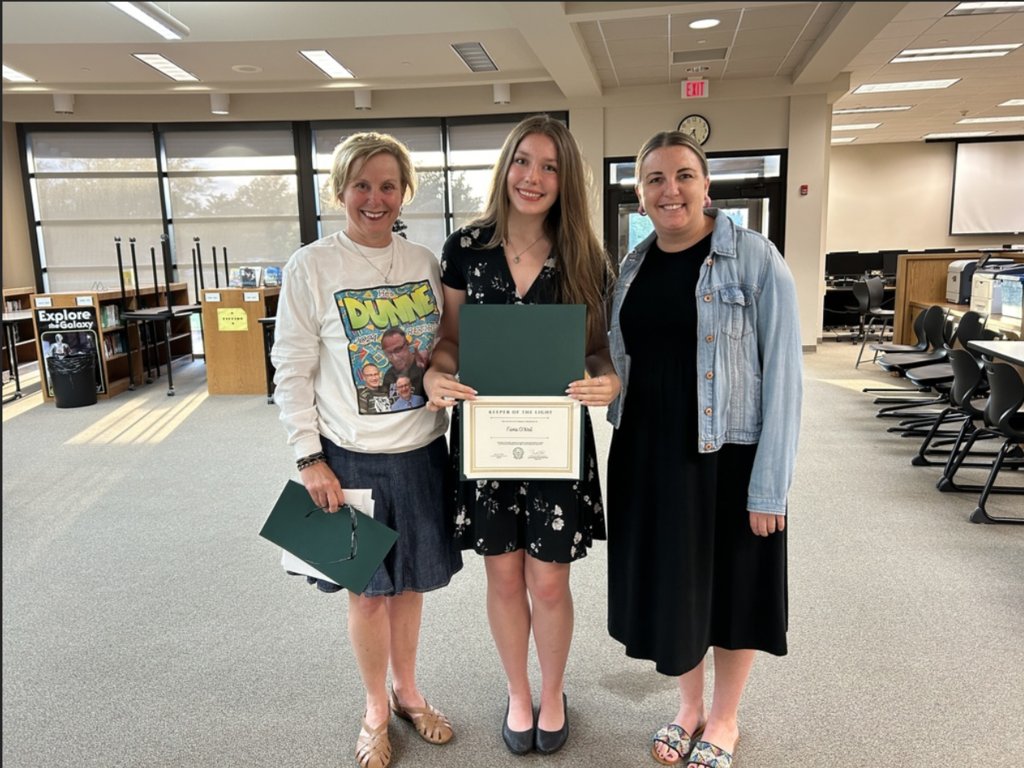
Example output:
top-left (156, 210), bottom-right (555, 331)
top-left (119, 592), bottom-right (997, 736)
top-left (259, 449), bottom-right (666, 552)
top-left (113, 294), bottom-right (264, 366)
top-left (505, 233), bottom-right (545, 264)
top-left (348, 234), bottom-right (395, 282)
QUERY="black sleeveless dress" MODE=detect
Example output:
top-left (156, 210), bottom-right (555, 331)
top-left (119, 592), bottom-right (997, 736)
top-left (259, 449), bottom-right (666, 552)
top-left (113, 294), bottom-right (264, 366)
top-left (607, 236), bottom-right (788, 676)
top-left (441, 225), bottom-right (606, 563)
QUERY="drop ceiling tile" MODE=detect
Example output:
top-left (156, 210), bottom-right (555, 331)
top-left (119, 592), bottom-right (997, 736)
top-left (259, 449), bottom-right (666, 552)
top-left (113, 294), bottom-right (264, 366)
top-left (599, 16), bottom-right (667, 41)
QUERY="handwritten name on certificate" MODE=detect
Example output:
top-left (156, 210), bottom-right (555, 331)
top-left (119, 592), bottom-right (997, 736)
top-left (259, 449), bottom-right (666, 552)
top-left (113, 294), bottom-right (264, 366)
top-left (461, 396), bottom-right (582, 480)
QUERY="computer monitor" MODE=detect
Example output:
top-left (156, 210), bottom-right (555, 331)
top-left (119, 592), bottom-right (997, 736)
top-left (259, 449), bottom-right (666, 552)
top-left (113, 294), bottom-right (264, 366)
top-left (826, 251), bottom-right (876, 280)
top-left (881, 250), bottom-right (902, 276)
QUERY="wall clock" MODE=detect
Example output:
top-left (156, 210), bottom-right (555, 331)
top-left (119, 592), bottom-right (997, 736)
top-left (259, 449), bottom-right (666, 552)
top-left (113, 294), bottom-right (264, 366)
top-left (677, 114), bottom-right (710, 145)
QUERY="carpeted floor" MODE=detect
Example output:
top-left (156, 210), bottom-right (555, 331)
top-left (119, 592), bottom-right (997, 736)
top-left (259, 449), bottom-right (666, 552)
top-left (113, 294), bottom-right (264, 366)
top-left (2, 340), bottom-right (1022, 767)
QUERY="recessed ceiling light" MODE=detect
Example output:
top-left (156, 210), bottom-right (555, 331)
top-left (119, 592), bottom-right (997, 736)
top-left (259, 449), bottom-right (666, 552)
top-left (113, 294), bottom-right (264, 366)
top-left (923, 131), bottom-right (995, 139)
top-left (831, 137), bottom-right (857, 144)
top-left (998, 98), bottom-right (1024, 106)
top-left (946, 2), bottom-right (1024, 16)
top-left (131, 53), bottom-right (199, 82)
top-left (299, 50), bottom-right (355, 79)
top-left (892, 43), bottom-right (1021, 62)
top-left (957, 115), bottom-right (1024, 123)
top-left (2, 65), bottom-right (35, 82)
top-left (832, 123), bottom-right (881, 131)
top-left (451, 42), bottom-right (498, 72)
top-left (689, 19), bottom-right (721, 30)
top-left (854, 79), bottom-right (959, 94)
top-left (833, 105), bottom-right (912, 114)
top-left (231, 64), bottom-right (263, 74)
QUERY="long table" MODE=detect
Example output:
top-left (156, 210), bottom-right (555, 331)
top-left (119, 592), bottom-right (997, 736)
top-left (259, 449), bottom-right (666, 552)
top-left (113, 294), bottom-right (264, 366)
top-left (966, 340), bottom-right (1024, 367)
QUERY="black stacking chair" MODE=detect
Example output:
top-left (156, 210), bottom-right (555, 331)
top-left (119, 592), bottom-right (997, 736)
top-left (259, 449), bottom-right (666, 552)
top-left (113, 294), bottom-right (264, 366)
top-left (940, 362), bottom-right (1024, 524)
top-left (868, 308), bottom-right (928, 364)
top-left (854, 277), bottom-right (895, 368)
top-left (875, 305), bottom-right (948, 374)
top-left (879, 311), bottom-right (986, 428)
top-left (911, 348), bottom-right (990, 466)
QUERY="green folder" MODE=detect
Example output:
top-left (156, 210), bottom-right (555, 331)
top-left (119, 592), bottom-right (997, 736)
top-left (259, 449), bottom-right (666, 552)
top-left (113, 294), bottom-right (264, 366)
top-left (259, 480), bottom-right (398, 594)
top-left (458, 304), bottom-right (586, 394)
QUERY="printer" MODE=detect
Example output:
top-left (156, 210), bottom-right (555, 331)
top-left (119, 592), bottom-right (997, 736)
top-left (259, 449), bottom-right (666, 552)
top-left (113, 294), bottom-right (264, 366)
top-left (946, 260), bottom-right (977, 304)
top-left (947, 257), bottom-right (1013, 305)
top-left (971, 262), bottom-right (1024, 316)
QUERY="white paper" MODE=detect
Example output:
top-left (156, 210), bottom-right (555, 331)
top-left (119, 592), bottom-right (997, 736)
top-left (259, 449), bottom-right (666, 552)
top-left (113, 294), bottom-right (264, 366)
top-left (279, 488), bottom-right (374, 585)
top-left (461, 396), bottom-right (582, 480)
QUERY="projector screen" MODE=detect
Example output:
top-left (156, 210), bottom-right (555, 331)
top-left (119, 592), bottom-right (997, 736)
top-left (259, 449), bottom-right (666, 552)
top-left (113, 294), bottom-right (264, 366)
top-left (950, 140), bottom-right (1024, 235)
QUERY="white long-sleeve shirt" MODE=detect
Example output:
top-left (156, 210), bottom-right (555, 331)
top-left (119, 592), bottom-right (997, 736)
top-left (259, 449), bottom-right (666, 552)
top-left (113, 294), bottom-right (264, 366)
top-left (272, 232), bottom-right (448, 460)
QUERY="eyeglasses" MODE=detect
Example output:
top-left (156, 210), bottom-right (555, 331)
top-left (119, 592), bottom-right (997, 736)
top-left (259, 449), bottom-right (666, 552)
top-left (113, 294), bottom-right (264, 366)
top-left (382, 344), bottom-right (409, 357)
top-left (304, 504), bottom-right (359, 563)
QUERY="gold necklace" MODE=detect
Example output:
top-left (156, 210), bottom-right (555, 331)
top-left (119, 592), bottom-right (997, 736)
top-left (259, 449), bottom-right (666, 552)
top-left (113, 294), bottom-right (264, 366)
top-left (505, 233), bottom-right (545, 264)
top-left (347, 233), bottom-right (395, 282)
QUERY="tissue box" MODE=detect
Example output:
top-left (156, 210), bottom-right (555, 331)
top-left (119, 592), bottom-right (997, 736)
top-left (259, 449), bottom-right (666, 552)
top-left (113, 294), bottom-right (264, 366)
top-left (998, 274), bottom-right (1024, 319)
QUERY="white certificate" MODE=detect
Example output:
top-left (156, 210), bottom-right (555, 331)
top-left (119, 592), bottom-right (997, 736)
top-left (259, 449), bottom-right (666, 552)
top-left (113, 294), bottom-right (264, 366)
top-left (461, 396), bottom-right (582, 480)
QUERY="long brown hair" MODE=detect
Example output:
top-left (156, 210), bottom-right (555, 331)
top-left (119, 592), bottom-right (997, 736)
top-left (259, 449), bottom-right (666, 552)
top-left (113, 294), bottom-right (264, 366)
top-left (471, 115), bottom-right (613, 342)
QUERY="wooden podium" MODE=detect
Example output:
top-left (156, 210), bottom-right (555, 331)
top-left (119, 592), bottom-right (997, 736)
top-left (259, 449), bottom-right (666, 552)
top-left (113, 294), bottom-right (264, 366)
top-left (201, 287), bottom-right (279, 394)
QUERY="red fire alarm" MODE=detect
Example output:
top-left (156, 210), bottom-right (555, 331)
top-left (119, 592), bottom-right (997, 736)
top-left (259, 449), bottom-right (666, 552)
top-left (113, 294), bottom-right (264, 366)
top-left (799, 184), bottom-right (809, 196)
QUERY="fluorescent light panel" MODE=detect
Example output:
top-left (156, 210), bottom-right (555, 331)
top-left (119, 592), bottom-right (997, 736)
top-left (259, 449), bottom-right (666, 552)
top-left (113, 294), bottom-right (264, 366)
top-left (957, 115), bottom-right (1024, 123)
top-left (892, 43), bottom-right (1020, 62)
top-left (854, 79), bottom-right (959, 94)
top-left (689, 19), bottom-right (721, 29)
top-left (451, 42), bottom-right (498, 72)
top-left (2, 65), bottom-right (35, 82)
top-left (999, 98), bottom-right (1024, 106)
top-left (132, 53), bottom-right (199, 82)
top-left (833, 105), bottom-right (911, 114)
top-left (831, 137), bottom-right (857, 144)
top-left (947, 2), bottom-right (1024, 15)
top-left (299, 50), bottom-right (355, 79)
top-left (832, 122), bottom-right (881, 131)
top-left (923, 131), bottom-right (994, 139)
top-left (109, 2), bottom-right (190, 40)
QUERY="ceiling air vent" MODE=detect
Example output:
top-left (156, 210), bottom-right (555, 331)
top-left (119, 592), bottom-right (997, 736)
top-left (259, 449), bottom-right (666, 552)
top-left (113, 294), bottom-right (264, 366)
top-left (452, 42), bottom-right (498, 72)
top-left (672, 48), bottom-right (729, 64)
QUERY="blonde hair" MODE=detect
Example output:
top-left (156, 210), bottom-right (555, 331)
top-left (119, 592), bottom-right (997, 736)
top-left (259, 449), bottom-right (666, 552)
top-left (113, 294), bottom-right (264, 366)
top-left (327, 132), bottom-right (417, 208)
top-left (634, 131), bottom-right (709, 183)
top-left (471, 115), bottom-right (612, 342)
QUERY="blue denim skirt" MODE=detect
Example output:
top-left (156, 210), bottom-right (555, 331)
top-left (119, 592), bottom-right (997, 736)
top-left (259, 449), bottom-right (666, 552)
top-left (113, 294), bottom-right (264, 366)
top-left (295, 436), bottom-right (462, 597)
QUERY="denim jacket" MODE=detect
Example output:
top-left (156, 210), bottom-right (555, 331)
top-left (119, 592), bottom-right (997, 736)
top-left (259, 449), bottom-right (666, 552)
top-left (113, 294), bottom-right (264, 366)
top-left (607, 209), bottom-right (802, 515)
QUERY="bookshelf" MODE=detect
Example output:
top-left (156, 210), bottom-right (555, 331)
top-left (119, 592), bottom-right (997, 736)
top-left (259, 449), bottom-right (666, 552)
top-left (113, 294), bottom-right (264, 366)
top-left (200, 287), bottom-right (279, 394)
top-left (3, 286), bottom-right (38, 371)
top-left (29, 283), bottom-right (193, 403)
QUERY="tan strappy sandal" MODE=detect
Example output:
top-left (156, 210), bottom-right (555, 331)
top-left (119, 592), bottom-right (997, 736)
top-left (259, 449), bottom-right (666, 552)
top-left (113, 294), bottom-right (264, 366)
top-left (389, 686), bottom-right (454, 745)
top-left (355, 717), bottom-right (391, 768)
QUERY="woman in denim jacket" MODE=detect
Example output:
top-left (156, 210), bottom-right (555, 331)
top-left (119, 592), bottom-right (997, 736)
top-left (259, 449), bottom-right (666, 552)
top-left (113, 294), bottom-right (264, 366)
top-left (606, 131), bottom-right (802, 768)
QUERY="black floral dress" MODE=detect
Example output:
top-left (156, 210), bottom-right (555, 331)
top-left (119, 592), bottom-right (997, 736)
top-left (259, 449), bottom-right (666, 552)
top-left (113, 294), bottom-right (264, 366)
top-left (441, 225), bottom-right (606, 563)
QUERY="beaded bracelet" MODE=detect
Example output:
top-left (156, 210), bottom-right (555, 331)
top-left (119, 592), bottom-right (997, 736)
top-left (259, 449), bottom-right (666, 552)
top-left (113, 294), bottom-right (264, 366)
top-left (296, 451), bottom-right (326, 471)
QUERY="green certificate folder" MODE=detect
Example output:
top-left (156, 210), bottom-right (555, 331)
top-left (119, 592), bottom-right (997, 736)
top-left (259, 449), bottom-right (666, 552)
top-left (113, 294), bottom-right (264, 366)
top-left (458, 305), bottom-right (586, 480)
top-left (259, 480), bottom-right (398, 594)
top-left (458, 304), bottom-right (586, 394)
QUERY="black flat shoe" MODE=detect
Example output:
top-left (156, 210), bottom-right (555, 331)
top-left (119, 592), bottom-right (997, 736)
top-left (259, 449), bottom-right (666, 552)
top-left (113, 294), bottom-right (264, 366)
top-left (501, 697), bottom-right (534, 755)
top-left (534, 693), bottom-right (568, 755)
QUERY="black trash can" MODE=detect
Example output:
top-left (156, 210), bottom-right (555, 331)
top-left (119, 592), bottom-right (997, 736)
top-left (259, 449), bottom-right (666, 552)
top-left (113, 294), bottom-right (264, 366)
top-left (47, 352), bottom-right (98, 408)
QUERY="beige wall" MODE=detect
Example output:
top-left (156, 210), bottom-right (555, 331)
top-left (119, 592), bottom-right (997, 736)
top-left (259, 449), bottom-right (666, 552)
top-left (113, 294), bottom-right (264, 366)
top-left (827, 142), bottom-right (1016, 253)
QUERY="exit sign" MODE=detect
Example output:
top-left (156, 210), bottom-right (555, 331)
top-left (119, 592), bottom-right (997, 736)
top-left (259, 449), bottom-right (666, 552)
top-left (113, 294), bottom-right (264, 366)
top-left (682, 79), bottom-right (709, 99)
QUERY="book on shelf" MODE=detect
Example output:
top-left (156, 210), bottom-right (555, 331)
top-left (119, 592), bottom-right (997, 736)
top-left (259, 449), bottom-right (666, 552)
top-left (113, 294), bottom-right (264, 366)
top-left (263, 266), bottom-right (282, 287)
top-left (228, 267), bottom-right (243, 288)
top-left (239, 266), bottom-right (262, 288)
